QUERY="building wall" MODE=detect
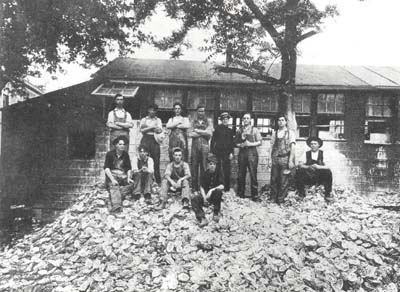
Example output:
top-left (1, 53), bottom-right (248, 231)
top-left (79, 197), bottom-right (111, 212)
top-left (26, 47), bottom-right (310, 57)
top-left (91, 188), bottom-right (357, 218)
top-left (2, 82), bottom-right (400, 224)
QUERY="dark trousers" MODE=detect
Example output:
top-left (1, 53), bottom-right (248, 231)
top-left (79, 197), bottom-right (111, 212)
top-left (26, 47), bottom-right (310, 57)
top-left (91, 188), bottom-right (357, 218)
top-left (295, 168), bottom-right (332, 197)
top-left (270, 157), bottom-right (290, 204)
top-left (191, 190), bottom-right (222, 221)
top-left (191, 140), bottom-right (209, 191)
top-left (216, 153), bottom-right (231, 192)
top-left (140, 135), bottom-right (161, 184)
top-left (237, 148), bottom-right (258, 198)
top-left (132, 172), bottom-right (153, 196)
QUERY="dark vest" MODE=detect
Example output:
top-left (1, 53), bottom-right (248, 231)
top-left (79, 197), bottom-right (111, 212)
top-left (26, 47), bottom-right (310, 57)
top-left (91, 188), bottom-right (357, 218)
top-left (306, 150), bottom-right (324, 166)
top-left (137, 158), bottom-right (148, 169)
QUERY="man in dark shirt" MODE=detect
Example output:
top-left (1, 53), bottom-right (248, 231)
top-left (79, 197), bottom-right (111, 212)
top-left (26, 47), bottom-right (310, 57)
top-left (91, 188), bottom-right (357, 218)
top-left (191, 154), bottom-right (224, 227)
top-left (104, 135), bottom-right (133, 212)
top-left (210, 112), bottom-right (235, 192)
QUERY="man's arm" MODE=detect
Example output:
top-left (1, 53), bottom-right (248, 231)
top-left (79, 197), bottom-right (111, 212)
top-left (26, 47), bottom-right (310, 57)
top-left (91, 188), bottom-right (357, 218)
top-left (243, 128), bottom-right (262, 147)
top-left (105, 168), bottom-right (118, 185)
top-left (147, 157), bottom-right (154, 174)
top-left (166, 118), bottom-right (178, 129)
top-left (177, 117), bottom-right (190, 129)
top-left (288, 130), bottom-right (296, 169)
top-left (188, 120), bottom-right (201, 138)
top-left (140, 118), bottom-right (155, 134)
top-left (115, 112), bottom-right (134, 129)
top-left (107, 112), bottom-right (123, 130)
top-left (194, 119), bottom-right (213, 138)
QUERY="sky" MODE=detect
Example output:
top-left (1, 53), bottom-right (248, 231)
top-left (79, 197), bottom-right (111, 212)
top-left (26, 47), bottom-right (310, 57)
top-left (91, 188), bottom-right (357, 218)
top-left (29, 0), bottom-right (400, 92)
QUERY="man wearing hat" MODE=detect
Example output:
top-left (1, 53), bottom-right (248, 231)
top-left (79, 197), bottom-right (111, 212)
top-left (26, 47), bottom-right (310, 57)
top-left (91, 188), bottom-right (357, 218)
top-left (210, 112), bottom-right (235, 192)
top-left (104, 135), bottom-right (134, 213)
top-left (295, 137), bottom-right (333, 201)
top-left (159, 147), bottom-right (191, 209)
top-left (139, 104), bottom-right (163, 184)
top-left (131, 145), bottom-right (154, 204)
top-left (191, 153), bottom-right (224, 227)
top-left (189, 104), bottom-right (213, 191)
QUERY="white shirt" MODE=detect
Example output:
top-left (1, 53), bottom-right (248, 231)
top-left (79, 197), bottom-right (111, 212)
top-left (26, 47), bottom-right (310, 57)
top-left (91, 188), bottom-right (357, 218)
top-left (107, 108), bottom-right (133, 127)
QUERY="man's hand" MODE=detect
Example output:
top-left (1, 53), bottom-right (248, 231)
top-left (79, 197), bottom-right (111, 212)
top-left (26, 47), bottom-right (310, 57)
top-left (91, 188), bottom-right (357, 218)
top-left (206, 189), bottom-right (213, 199)
top-left (288, 161), bottom-right (295, 169)
top-left (229, 153), bottom-right (233, 160)
top-left (176, 179), bottom-right (183, 187)
top-left (241, 140), bottom-right (250, 147)
top-left (155, 127), bottom-right (162, 134)
top-left (142, 166), bottom-right (148, 173)
top-left (111, 179), bottom-right (119, 186)
top-left (127, 177), bottom-right (134, 184)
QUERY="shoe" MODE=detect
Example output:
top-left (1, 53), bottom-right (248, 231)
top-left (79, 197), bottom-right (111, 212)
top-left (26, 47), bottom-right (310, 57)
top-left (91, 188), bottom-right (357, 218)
top-left (325, 194), bottom-right (334, 203)
top-left (198, 218), bottom-right (208, 227)
top-left (157, 201), bottom-right (167, 210)
top-left (212, 213), bottom-right (220, 223)
top-left (110, 206), bottom-right (122, 213)
top-left (144, 193), bottom-right (152, 205)
top-left (182, 199), bottom-right (190, 210)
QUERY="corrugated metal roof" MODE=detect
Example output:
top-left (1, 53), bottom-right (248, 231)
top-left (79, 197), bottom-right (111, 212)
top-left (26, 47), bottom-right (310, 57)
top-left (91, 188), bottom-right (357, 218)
top-left (94, 58), bottom-right (400, 89)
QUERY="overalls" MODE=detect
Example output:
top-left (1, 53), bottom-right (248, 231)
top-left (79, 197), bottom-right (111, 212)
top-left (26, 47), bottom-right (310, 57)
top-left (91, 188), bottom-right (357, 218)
top-left (110, 110), bottom-right (130, 151)
top-left (191, 117), bottom-right (210, 191)
top-left (270, 130), bottom-right (291, 204)
top-left (168, 118), bottom-right (188, 162)
top-left (295, 150), bottom-right (332, 197)
top-left (237, 127), bottom-right (259, 198)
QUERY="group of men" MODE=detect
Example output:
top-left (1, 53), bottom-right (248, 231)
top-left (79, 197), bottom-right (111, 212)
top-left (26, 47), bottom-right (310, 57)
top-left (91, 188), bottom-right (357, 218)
top-left (104, 94), bottom-right (333, 226)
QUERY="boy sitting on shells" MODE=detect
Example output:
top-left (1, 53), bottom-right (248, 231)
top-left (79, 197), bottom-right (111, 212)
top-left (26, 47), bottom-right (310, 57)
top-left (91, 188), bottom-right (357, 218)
top-left (159, 147), bottom-right (191, 209)
top-left (131, 145), bottom-right (154, 204)
top-left (191, 154), bottom-right (224, 227)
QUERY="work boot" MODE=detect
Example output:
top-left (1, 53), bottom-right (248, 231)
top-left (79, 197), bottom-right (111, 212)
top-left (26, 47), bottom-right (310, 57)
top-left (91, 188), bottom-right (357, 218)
top-left (325, 193), bottom-right (334, 203)
top-left (198, 218), bottom-right (208, 227)
top-left (157, 200), bottom-right (167, 210)
top-left (182, 198), bottom-right (190, 210)
top-left (144, 193), bottom-right (152, 205)
top-left (212, 213), bottom-right (220, 223)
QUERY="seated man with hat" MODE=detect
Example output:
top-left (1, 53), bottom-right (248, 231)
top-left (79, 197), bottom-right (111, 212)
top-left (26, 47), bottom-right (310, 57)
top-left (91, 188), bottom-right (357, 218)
top-left (296, 137), bottom-right (333, 201)
top-left (104, 135), bottom-right (134, 213)
top-left (131, 145), bottom-right (154, 204)
top-left (191, 153), bottom-right (224, 227)
top-left (159, 147), bottom-right (191, 209)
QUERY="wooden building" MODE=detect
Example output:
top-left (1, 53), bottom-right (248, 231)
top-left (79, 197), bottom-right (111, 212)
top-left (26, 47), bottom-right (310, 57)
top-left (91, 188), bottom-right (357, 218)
top-left (1, 58), bottom-right (400, 221)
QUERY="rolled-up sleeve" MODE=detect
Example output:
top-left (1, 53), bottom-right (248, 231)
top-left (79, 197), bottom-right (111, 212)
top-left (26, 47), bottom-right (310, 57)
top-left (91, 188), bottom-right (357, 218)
top-left (164, 163), bottom-right (172, 177)
top-left (183, 162), bottom-right (191, 177)
top-left (148, 157), bottom-right (154, 173)
top-left (289, 130), bottom-right (296, 145)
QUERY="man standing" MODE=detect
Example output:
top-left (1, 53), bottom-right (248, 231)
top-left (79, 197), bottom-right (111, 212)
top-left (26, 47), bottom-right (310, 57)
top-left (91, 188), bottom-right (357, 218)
top-left (270, 114), bottom-right (296, 204)
top-left (166, 102), bottom-right (190, 161)
top-left (189, 105), bottom-right (213, 191)
top-left (235, 113), bottom-right (262, 200)
top-left (191, 154), bottom-right (224, 227)
top-left (210, 112), bottom-right (235, 192)
top-left (296, 137), bottom-right (333, 201)
top-left (107, 93), bottom-right (133, 150)
top-left (132, 145), bottom-right (154, 204)
top-left (159, 147), bottom-right (191, 209)
top-left (104, 136), bottom-right (133, 213)
top-left (139, 104), bottom-right (163, 184)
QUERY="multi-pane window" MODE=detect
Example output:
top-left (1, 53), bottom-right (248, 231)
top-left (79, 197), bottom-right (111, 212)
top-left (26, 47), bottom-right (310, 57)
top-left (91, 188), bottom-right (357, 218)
top-left (252, 92), bottom-right (278, 137)
top-left (295, 93), bottom-right (312, 138)
top-left (365, 95), bottom-right (393, 143)
top-left (252, 93), bottom-right (278, 112)
top-left (187, 90), bottom-right (215, 121)
top-left (256, 118), bottom-right (273, 137)
top-left (317, 93), bottom-right (345, 140)
top-left (220, 90), bottom-right (247, 111)
top-left (154, 88), bottom-right (183, 124)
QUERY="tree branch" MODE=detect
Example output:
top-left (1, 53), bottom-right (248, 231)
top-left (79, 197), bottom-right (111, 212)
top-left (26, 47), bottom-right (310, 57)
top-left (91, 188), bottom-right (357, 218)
top-left (243, 0), bottom-right (283, 48)
top-left (297, 30), bottom-right (318, 44)
top-left (214, 65), bottom-right (280, 84)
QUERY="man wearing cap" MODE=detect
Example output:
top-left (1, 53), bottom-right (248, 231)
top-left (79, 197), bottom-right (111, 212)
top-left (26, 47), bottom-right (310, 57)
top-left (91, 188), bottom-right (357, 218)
top-left (131, 145), bottom-right (154, 204)
top-left (210, 112), bottom-right (235, 192)
top-left (104, 135), bottom-right (133, 213)
top-left (159, 147), bottom-right (191, 209)
top-left (140, 104), bottom-right (163, 184)
top-left (107, 93), bottom-right (133, 151)
top-left (296, 137), bottom-right (333, 201)
top-left (270, 114), bottom-right (296, 204)
top-left (191, 153), bottom-right (224, 227)
top-left (235, 112), bottom-right (262, 200)
top-left (189, 105), bottom-right (213, 191)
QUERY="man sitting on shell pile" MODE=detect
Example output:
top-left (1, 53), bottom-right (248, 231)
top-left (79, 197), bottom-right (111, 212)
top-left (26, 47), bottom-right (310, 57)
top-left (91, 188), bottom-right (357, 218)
top-left (131, 145), bottom-right (154, 204)
top-left (159, 147), bottom-right (191, 209)
top-left (295, 137), bottom-right (333, 202)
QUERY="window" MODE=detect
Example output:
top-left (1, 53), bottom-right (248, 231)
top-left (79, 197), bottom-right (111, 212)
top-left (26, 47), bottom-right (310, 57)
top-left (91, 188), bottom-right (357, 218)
top-left (220, 90), bottom-right (247, 111)
top-left (68, 130), bottom-right (96, 159)
top-left (295, 93), bottom-right (312, 138)
top-left (365, 95), bottom-right (393, 143)
top-left (154, 88), bottom-right (184, 124)
top-left (187, 89), bottom-right (216, 122)
top-left (316, 93), bottom-right (345, 140)
top-left (252, 92), bottom-right (278, 137)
